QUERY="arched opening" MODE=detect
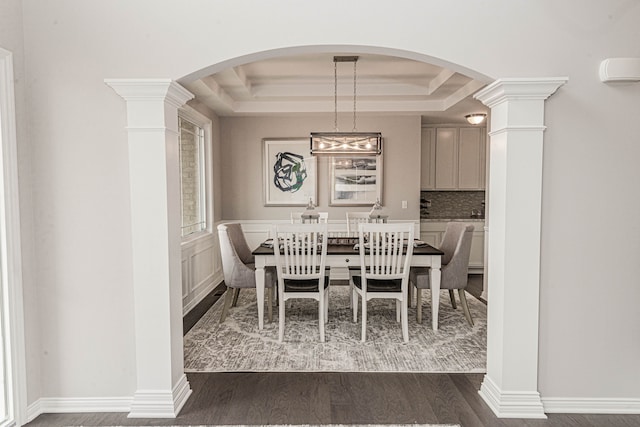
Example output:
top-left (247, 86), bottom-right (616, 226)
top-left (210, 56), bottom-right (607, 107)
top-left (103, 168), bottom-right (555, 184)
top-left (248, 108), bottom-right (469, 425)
top-left (108, 44), bottom-right (565, 420)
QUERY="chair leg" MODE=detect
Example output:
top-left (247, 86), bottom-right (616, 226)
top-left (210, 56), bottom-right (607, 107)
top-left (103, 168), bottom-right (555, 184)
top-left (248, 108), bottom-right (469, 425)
top-left (232, 288), bottom-right (240, 307)
top-left (401, 295), bottom-right (409, 342)
top-left (267, 287), bottom-right (273, 323)
top-left (278, 295), bottom-right (286, 342)
top-left (449, 289), bottom-right (457, 309)
top-left (350, 283), bottom-right (355, 310)
top-left (416, 287), bottom-right (423, 324)
top-left (319, 298), bottom-right (325, 343)
top-left (396, 300), bottom-right (401, 323)
top-left (324, 288), bottom-right (329, 324)
top-left (352, 288), bottom-right (359, 322)
top-left (361, 297), bottom-right (367, 342)
top-left (458, 289), bottom-right (474, 327)
top-left (219, 288), bottom-right (234, 323)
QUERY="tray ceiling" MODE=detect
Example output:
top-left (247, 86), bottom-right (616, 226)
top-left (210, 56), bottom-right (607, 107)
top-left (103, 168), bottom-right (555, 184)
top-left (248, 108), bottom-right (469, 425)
top-left (182, 52), bottom-right (489, 124)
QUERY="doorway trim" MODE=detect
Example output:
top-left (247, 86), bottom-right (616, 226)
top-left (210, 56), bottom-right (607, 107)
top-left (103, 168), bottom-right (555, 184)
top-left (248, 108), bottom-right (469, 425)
top-left (107, 49), bottom-right (567, 419)
top-left (0, 46), bottom-right (28, 427)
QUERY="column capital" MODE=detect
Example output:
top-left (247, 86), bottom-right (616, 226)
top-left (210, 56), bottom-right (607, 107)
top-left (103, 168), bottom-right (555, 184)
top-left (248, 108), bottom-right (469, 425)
top-left (105, 79), bottom-right (194, 108)
top-left (474, 77), bottom-right (568, 108)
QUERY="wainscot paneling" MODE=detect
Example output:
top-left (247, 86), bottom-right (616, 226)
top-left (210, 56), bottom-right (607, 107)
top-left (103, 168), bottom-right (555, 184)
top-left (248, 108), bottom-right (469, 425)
top-left (181, 231), bottom-right (222, 314)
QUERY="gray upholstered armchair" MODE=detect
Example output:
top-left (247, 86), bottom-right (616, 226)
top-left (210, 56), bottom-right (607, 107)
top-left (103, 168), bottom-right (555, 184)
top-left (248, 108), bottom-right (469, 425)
top-left (410, 222), bottom-right (475, 326)
top-left (217, 223), bottom-right (276, 323)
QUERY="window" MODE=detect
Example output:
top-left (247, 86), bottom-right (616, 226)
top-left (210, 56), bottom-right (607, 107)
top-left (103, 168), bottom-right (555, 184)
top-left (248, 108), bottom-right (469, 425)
top-left (178, 109), bottom-right (211, 237)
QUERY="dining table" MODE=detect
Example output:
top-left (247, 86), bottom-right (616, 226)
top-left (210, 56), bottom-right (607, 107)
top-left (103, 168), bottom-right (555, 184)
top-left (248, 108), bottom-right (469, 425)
top-left (252, 236), bottom-right (444, 331)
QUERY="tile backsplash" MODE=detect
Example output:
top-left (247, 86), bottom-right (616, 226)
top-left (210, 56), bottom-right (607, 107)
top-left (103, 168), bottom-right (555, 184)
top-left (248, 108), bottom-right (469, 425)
top-left (420, 191), bottom-right (486, 219)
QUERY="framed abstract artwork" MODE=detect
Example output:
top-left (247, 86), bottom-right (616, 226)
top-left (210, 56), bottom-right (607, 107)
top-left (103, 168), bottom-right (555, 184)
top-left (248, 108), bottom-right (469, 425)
top-left (329, 156), bottom-right (383, 206)
top-left (263, 138), bottom-right (317, 206)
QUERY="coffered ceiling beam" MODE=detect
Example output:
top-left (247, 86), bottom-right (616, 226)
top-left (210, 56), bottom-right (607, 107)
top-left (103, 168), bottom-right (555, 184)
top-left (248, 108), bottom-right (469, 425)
top-left (251, 81), bottom-right (435, 98)
top-left (227, 99), bottom-right (446, 115)
top-left (227, 66), bottom-right (254, 96)
top-left (442, 80), bottom-right (486, 110)
top-left (427, 69), bottom-right (456, 95)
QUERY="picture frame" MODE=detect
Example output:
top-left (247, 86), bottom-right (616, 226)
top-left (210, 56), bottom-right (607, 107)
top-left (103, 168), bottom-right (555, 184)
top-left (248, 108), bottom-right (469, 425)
top-left (263, 138), bottom-right (317, 206)
top-left (329, 156), bottom-right (383, 206)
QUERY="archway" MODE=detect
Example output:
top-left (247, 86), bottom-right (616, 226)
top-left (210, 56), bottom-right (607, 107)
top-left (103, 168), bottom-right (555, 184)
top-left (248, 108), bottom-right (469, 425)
top-left (107, 45), bottom-right (566, 419)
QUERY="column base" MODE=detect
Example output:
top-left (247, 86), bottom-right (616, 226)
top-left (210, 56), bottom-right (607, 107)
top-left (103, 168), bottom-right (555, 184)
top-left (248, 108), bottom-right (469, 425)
top-left (479, 375), bottom-right (547, 419)
top-left (128, 374), bottom-right (192, 418)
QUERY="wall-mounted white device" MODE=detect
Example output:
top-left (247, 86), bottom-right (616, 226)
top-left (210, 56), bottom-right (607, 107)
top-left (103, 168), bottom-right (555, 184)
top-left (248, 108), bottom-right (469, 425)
top-left (599, 58), bottom-right (640, 82)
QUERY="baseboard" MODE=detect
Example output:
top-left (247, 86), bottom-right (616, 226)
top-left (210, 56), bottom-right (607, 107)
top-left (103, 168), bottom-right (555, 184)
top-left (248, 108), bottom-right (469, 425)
top-left (26, 395), bottom-right (133, 422)
top-left (542, 397), bottom-right (640, 414)
top-left (479, 375), bottom-right (547, 419)
top-left (26, 399), bottom-right (41, 423)
top-left (183, 273), bottom-right (223, 315)
top-left (128, 373), bottom-right (192, 418)
top-left (26, 376), bottom-right (194, 422)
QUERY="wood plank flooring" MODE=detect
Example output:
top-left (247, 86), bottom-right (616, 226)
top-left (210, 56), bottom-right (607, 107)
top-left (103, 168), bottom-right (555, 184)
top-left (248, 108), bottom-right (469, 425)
top-left (25, 372), bottom-right (640, 426)
top-left (25, 276), bottom-right (640, 427)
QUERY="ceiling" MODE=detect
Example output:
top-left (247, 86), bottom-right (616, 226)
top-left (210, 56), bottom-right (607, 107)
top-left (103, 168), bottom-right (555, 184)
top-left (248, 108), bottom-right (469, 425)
top-left (183, 52), bottom-right (490, 125)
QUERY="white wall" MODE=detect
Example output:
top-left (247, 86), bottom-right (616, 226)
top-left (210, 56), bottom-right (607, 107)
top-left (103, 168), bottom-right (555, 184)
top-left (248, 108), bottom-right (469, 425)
top-left (5, 0), bottom-right (639, 408)
top-left (220, 115), bottom-right (421, 221)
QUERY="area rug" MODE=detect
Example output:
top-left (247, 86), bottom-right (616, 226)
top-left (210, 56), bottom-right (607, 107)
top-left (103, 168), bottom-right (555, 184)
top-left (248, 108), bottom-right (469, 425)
top-left (184, 285), bottom-right (486, 373)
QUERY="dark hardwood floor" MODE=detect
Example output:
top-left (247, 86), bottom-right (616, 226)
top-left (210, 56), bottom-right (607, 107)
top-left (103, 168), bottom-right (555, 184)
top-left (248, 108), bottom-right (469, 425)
top-left (25, 372), bottom-right (640, 427)
top-left (26, 276), bottom-right (640, 427)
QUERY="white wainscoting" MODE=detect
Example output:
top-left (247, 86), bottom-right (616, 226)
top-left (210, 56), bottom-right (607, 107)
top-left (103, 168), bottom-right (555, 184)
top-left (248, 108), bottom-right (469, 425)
top-left (181, 231), bottom-right (222, 314)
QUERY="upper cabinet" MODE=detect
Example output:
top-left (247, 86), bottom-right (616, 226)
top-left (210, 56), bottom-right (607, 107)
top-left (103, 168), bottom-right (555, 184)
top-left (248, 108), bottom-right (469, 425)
top-left (421, 126), bottom-right (486, 190)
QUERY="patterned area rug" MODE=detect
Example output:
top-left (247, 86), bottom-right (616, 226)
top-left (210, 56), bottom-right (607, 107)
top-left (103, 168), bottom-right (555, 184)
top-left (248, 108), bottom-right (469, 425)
top-left (184, 284), bottom-right (486, 373)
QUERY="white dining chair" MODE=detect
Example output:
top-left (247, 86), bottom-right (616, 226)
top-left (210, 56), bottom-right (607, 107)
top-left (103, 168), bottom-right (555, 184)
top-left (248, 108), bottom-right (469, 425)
top-left (351, 222), bottom-right (414, 342)
top-left (272, 222), bottom-right (330, 342)
top-left (290, 211), bottom-right (329, 223)
top-left (345, 212), bottom-right (371, 236)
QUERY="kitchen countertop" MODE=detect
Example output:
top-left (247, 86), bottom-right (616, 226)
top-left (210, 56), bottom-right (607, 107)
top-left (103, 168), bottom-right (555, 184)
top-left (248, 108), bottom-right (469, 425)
top-left (421, 218), bottom-right (485, 222)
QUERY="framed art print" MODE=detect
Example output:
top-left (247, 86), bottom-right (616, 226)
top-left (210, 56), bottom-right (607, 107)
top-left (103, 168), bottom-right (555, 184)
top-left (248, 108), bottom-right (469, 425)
top-left (329, 156), bottom-right (382, 206)
top-left (263, 138), bottom-right (317, 206)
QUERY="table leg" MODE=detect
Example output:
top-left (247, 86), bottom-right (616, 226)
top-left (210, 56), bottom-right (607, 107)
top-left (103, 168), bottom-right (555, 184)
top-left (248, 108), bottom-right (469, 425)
top-left (430, 261), bottom-right (441, 331)
top-left (255, 266), bottom-right (265, 330)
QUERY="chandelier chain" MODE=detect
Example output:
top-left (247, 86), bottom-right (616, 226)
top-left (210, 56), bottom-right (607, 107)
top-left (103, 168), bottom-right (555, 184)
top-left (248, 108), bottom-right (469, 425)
top-left (334, 60), bottom-right (338, 132)
top-left (353, 60), bottom-right (357, 132)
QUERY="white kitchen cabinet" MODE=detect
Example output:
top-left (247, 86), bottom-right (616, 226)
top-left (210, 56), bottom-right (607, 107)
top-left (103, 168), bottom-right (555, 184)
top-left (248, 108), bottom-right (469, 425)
top-left (434, 128), bottom-right (458, 189)
top-left (420, 221), bottom-right (484, 271)
top-left (458, 127), bottom-right (485, 189)
top-left (420, 128), bottom-right (436, 190)
top-left (421, 126), bottom-right (486, 190)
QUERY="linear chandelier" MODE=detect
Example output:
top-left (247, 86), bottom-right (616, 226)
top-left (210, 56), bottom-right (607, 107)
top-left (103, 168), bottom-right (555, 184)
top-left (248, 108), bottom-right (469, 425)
top-left (310, 56), bottom-right (382, 156)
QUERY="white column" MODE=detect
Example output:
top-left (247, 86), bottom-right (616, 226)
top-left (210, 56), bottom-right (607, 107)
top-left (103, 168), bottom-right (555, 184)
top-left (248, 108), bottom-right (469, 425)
top-left (474, 78), bottom-right (567, 418)
top-left (105, 79), bottom-right (194, 418)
